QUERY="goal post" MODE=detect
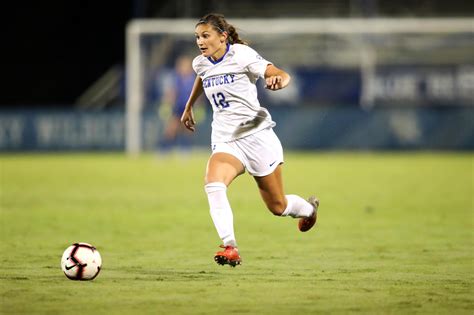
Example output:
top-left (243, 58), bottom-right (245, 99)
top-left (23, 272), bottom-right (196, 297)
top-left (126, 18), bottom-right (474, 155)
top-left (126, 19), bottom-right (196, 156)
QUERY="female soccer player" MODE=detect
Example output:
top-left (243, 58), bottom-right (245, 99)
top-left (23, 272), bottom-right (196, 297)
top-left (181, 13), bottom-right (319, 267)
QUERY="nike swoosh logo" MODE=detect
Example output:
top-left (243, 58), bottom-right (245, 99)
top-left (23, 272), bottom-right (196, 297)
top-left (65, 264), bottom-right (77, 270)
top-left (269, 161), bottom-right (277, 167)
top-left (65, 263), bottom-right (87, 270)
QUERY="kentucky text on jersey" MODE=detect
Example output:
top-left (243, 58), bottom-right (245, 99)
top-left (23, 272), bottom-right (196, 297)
top-left (202, 74), bottom-right (236, 88)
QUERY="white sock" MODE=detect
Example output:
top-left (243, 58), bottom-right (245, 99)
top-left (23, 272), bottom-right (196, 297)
top-left (204, 182), bottom-right (237, 247)
top-left (281, 194), bottom-right (314, 218)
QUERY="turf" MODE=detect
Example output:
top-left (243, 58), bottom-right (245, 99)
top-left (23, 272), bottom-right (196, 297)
top-left (1, 152), bottom-right (473, 314)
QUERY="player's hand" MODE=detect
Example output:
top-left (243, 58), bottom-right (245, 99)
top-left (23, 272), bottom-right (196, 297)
top-left (265, 75), bottom-right (284, 90)
top-left (180, 107), bottom-right (196, 132)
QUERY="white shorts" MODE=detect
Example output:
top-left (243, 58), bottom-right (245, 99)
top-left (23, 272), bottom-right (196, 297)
top-left (211, 127), bottom-right (284, 177)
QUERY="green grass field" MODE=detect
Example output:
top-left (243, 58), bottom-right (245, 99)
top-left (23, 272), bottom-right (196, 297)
top-left (1, 152), bottom-right (473, 314)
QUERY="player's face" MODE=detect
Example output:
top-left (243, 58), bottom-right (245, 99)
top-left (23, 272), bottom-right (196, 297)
top-left (195, 24), bottom-right (227, 61)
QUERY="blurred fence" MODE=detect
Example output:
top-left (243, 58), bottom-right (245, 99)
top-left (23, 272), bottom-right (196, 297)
top-left (1, 107), bottom-right (472, 151)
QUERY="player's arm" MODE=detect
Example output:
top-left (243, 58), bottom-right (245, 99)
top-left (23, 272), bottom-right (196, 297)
top-left (181, 75), bottom-right (204, 132)
top-left (264, 64), bottom-right (291, 91)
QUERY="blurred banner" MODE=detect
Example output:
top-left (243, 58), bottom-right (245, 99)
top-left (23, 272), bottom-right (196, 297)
top-left (0, 111), bottom-right (124, 151)
top-left (1, 107), bottom-right (472, 151)
top-left (124, 19), bottom-right (474, 154)
top-left (289, 65), bottom-right (474, 107)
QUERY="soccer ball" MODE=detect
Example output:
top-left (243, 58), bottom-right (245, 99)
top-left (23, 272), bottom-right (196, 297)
top-left (61, 242), bottom-right (102, 280)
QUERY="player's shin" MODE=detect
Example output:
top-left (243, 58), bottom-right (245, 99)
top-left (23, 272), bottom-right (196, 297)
top-left (281, 194), bottom-right (314, 218)
top-left (204, 182), bottom-right (237, 247)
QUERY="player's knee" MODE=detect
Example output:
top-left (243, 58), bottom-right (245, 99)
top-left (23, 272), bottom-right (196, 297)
top-left (266, 199), bottom-right (287, 216)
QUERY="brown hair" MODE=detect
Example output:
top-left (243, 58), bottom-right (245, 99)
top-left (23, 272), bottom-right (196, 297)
top-left (196, 13), bottom-right (248, 45)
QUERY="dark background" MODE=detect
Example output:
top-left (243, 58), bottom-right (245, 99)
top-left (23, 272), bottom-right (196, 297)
top-left (2, 0), bottom-right (473, 107)
top-left (3, 1), bottom-right (133, 106)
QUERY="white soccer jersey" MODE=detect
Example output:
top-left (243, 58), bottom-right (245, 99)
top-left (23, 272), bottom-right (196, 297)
top-left (192, 43), bottom-right (276, 143)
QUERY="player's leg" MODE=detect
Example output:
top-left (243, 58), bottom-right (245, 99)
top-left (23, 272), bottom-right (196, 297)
top-left (163, 116), bottom-right (180, 140)
top-left (253, 164), bottom-right (287, 215)
top-left (205, 152), bottom-right (244, 186)
top-left (254, 165), bottom-right (319, 231)
top-left (204, 152), bottom-right (244, 266)
top-left (158, 116), bottom-right (180, 152)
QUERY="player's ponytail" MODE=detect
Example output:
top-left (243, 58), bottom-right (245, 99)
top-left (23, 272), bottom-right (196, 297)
top-left (196, 13), bottom-right (248, 45)
top-left (226, 24), bottom-right (247, 45)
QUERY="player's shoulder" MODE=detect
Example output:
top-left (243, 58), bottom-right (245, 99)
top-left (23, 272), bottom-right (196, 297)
top-left (231, 44), bottom-right (263, 63)
top-left (192, 54), bottom-right (208, 75)
top-left (232, 43), bottom-right (258, 55)
top-left (192, 54), bottom-right (206, 67)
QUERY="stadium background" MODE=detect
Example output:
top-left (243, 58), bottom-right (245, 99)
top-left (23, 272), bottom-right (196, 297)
top-left (1, 0), bottom-right (473, 151)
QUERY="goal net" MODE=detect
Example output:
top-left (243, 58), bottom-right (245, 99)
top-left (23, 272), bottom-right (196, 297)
top-left (126, 18), bottom-right (474, 154)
